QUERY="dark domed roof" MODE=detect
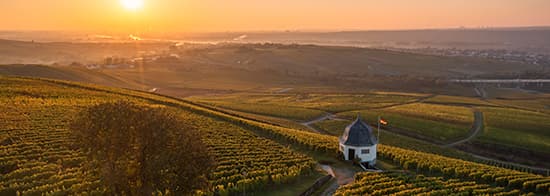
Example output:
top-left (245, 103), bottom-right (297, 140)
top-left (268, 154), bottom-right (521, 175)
top-left (340, 115), bottom-right (378, 146)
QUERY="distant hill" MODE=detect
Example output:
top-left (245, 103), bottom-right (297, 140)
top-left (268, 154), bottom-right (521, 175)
top-left (180, 43), bottom-right (537, 77)
top-left (0, 41), bottom-right (544, 96)
top-left (160, 27), bottom-right (550, 54)
top-left (0, 39), bottom-right (170, 65)
top-left (0, 64), bottom-right (143, 89)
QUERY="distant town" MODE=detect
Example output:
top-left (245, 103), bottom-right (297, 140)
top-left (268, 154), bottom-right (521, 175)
top-left (387, 47), bottom-right (550, 69)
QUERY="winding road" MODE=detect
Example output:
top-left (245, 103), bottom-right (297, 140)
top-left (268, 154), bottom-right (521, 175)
top-left (444, 109), bottom-right (484, 147)
top-left (298, 95), bottom-right (549, 192)
top-left (299, 94), bottom-right (441, 195)
top-left (300, 113), bottom-right (338, 134)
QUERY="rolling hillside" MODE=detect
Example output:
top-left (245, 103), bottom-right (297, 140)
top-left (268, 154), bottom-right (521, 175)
top-left (1, 76), bottom-right (549, 195)
top-left (0, 77), bottom-right (321, 195)
top-left (0, 39), bottom-right (169, 65)
top-left (0, 41), bottom-right (544, 97)
top-left (190, 92), bottom-right (550, 169)
top-left (0, 64), bottom-right (143, 89)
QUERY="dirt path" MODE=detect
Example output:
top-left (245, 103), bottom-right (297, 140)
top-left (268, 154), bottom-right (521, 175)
top-left (296, 93), bottom-right (548, 194)
top-left (301, 114), bottom-right (364, 195)
top-left (444, 109), bottom-right (484, 147)
top-left (319, 164), bottom-right (358, 196)
top-left (301, 94), bottom-right (437, 133)
top-left (300, 113), bottom-right (339, 133)
top-left (301, 95), bottom-right (439, 195)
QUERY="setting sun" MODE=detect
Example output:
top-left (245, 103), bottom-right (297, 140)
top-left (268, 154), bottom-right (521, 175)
top-left (120, 0), bottom-right (144, 11)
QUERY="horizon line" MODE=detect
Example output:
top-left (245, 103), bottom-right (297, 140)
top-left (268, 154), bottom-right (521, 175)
top-left (1, 25), bottom-right (550, 34)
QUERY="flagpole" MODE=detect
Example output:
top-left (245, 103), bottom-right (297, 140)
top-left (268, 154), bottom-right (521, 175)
top-left (377, 116), bottom-right (380, 142)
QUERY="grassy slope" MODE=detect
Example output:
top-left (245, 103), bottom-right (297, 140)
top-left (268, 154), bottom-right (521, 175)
top-left (310, 119), bottom-right (473, 160)
top-left (0, 41), bottom-right (542, 98)
top-left (338, 103), bottom-right (474, 143)
top-left (425, 95), bottom-right (497, 106)
top-left (478, 107), bottom-right (550, 153)
top-left (190, 44), bottom-right (537, 77)
top-left (189, 92), bottom-right (424, 114)
top-left (192, 92), bottom-right (550, 155)
top-left (0, 39), bottom-right (169, 64)
top-left (195, 100), bottom-right (325, 121)
top-left (0, 64), bottom-right (143, 89)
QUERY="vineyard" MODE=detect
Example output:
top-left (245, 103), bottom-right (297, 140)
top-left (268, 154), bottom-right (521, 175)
top-left (179, 112), bottom-right (317, 195)
top-left (0, 77), bottom-right (138, 195)
top-left (183, 98), bottom-right (550, 194)
top-left (335, 145), bottom-right (550, 195)
top-left (335, 172), bottom-right (523, 196)
top-left (1, 76), bottom-right (549, 195)
top-left (0, 77), bottom-right (319, 195)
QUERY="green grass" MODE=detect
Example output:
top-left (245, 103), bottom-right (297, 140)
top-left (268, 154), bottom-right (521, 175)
top-left (425, 95), bottom-right (496, 106)
top-left (487, 99), bottom-right (550, 115)
top-left (338, 103), bottom-right (474, 142)
top-left (310, 119), bottom-right (473, 160)
top-left (195, 100), bottom-right (325, 121)
top-left (477, 107), bottom-right (550, 153)
top-left (485, 88), bottom-right (550, 99)
top-left (311, 119), bottom-right (351, 136)
top-left (383, 103), bottom-right (474, 125)
top-left (188, 92), bottom-right (424, 113)
top-left (0, 64), bottom-right (142, 89)
top-left (202, 105), bottom-right (311, 131)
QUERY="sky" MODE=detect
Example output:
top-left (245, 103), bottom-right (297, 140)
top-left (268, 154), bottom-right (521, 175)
top-left (1, 0), bottom-right (550, 33)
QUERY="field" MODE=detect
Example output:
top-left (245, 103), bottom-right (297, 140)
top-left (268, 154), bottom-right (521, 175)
top-left (338, 103), bottom-right (474, 143)
top-left (488, 98), bottom-right (550, 115)
top-left (424, 95), bottom-right (496, 106)
top-left (310, 119), bottom-right (473, 160)
top-left (189, 92), bottom-right (425, 115)
top-left (477, 107), bottom-right (550, 154)
top-left (193, 100), bottom-right (325, 121)
top-left (189, 92), bottom-right (550, 159)
top-left (0, 64), bottom-right (142, 89)
top-left (192, 91), bottom-right (550, 168)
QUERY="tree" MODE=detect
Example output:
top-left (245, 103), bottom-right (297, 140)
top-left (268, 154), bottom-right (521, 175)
top-left (70, 101), bottom-right (214, 195)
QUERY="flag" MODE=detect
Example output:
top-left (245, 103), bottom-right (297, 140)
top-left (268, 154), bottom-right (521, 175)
top-left (379, 118), bottom-right (388, 125)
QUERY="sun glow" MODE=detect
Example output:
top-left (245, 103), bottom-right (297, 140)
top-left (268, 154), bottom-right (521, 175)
top-left (120, 0), bottom-right (144, 11)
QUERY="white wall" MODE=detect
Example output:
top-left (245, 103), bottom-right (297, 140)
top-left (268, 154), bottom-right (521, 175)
top-left (340, 144), bottom-right (377, 165)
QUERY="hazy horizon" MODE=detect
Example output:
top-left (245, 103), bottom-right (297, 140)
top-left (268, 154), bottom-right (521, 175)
top-left (1, 0), bottom-right (550, 33)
